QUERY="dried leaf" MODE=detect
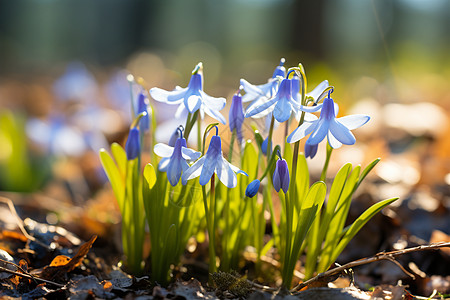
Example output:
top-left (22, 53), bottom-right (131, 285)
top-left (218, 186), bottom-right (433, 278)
top-left (39, 235), bottom-right (97, 281)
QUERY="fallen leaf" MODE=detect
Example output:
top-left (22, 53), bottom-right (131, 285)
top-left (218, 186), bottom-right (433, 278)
top-left (39, 235), bottom-right (97, 282)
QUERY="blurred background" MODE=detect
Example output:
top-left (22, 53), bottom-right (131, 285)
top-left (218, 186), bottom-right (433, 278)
top-left (0, 0), bottom-right (449, 294)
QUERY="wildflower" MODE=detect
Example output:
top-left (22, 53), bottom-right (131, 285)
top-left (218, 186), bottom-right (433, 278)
top-left (261, 136), bottom-right (272, 156)
top-left (137, 92), bottom-right (150, 132)
top-left (304, 143), bottom-right (318, 159)
top-left (273, 151), bottom-right (289, 193)
top-left (168, 126), bottom-right (184, 147)
top-left (229, 91), bottom-right (245, 143)
top-left (240, 58), bottom-right (286, 103)
top-left (149, 63), bottom-right (227, 124)
top-left (181, 126), bottom-right (247, 188)
top-left (245, 78), bottom-right (322, 123)
top-left (154, 128), bottom-right (201, 186)
top-left (287, 91), bottom-right (370, 149)
top-left (245, 179), bottom-right (261, 198)
top-left (125, 127), bottom-right (140, 160)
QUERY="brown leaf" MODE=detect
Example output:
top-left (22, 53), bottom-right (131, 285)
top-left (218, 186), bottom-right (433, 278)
top-left (49, 255), bottom-right (71, 267)
top-left (39, 235), bottom-right (97, 282)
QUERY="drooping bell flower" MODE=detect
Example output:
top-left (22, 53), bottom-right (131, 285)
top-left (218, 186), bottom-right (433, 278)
top-left (273, 151), bottom-right (289, 194)
top-left (245, 76), bottom-right (323, 123)
top-left (181, 126), bottom-right (247, 188)
top-left (304, 143), bottom-right (318, 159)
top-left (153, 128), bottom-right (201, 186)
top-left (149, 63), bottom-right (227, 124)
top-left (125, 127), bottom-right (140, 160)
top-left (240, 58), bottom-right (286, 103)
top-left (245, 179), bottom-right (261, 198)
top-left (287, 91), bottom-right (370, 149)
top-left (228, 90), bottom-right (245, 143)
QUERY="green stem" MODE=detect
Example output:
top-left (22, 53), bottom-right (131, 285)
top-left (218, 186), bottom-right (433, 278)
top-left (184, 112), bottom-right (193, 141)
top-left (320, 142), bottom-right (333, 182)
top-left (282, 191), bottom-right (292, 288)
top-left (267, 115), bottom-right (275, 162)
top-left (197, 111), bottom-right (202, 151)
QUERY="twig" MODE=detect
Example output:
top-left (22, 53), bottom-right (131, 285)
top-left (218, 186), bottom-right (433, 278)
top-left (0, 266), bottom-right (65, 288)
top-left (0, 258), bottom-right (39, 285)
top-left (0, 196), bottom-right (50, 250)
top-left (291, 242), bottom-right (450, 293)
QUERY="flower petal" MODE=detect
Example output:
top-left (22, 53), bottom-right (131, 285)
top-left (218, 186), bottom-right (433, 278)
top-left (154, 143), bottom-right (174, 157)
top-left (200, 91), bottom-right (226, 111)
top-left (216, 157), bottom-right (238, 188)
top-left (185, 94), bottom-right (202, 113)
top-left (149, 87), bottom-right (186, 104)
top-left (273, 97), bottom-right (292, 123)
top-left (245, 97), bottom-right (277, 118)
top-left (158, 157), bottom-right (170, 171)
top-left (306, 118), bottom-right (329, 145)
top-left (295, 103), bottom-right (323, 113)
top-left (327, 131), bottom-right (342, 149)
top-left (307, 80), bottom-right (329, 101)
top-left (337, 114), bottom-right (370, 130)
top-left (166, 157), bottom-right (187, 186)
top-left (287, 121), bottom-right (317, 143)
top-left (203, 104), bottom-right (227, 124)
top-left (329, 119), bottom-right (356, 145)
top-left (181, 156), bottom-right (206, 185)
top-left (199, 155), bottom-right (220, 186)
top-left (181, 148), bottom-right (201, 161)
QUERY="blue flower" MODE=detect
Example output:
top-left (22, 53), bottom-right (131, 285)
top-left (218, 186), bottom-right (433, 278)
top-left (240, 58), bottom-right (286, 104)
top-left (261, 136), bottom-right (272, 156)
top-left (149, 63), bottom-right (227, 124)
top-left (125, 127), bottom-right (140, 160)
top-left (154, 129), bottom-right (201, 186)
top-left (136, 92), bottom-right (150, 132)
top-left (245, 179), bottom-right (261, 198)
top-left (273, 151), bottom-right (289, 193)
top-left (304, 143), bottom-right (318, 159)
top-left (287, 92), bottom-right (370, 149)
top-left (245, 78), bottom-right (322, 123)
top-left (168, 126), bottom-right (184, 147)
top-left (229, 91), bottom-right (245, 143)
top-left (181, 127), bottom-right (247, 188)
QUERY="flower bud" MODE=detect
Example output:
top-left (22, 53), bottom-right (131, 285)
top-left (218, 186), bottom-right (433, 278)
top-left (137, 92), bottom-right (150, 132)
top-left (245, 179), bottom-right (261, 198)
top-left (125, 127), bottom-right (140, 160)
top-left (273, 157), bottom-right (289, 193)
top-left (305, 143), bottom-right (318, 159)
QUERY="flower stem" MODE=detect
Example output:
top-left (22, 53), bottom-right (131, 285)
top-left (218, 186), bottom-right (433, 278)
top-left (320, 142), bottom-right (333, 182)
top-left (197, 111), bottom-right (202, 151)
top-left (282, 191), bottom-right (292, 289)
top-left (267, 115), bottom-right (275, 162)
top-left (184, 112), bottom-right (193, 140)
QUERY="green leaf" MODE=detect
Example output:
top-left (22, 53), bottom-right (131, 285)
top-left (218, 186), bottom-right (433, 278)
top-left (330, 197), bottom-right (398, 263)
top-left (290, 182), bottom-right (327, 266)
top-left (355, 158), bottom-right (380, 190)
top-left (99, 148), bottom-right (125, 211)
top-left (143, 163), bottom-right (156, 189)
top-left (111, 142), bottom-right (127, 176)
